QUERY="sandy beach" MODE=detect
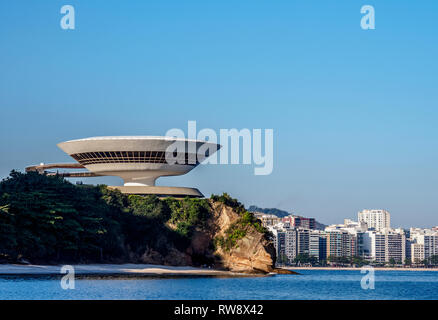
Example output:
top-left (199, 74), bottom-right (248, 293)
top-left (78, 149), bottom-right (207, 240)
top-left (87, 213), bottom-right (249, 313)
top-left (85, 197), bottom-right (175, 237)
top-left (285, 266), bottom-right (438, 272)
top-left (0, 264), bottom-right (263, 278)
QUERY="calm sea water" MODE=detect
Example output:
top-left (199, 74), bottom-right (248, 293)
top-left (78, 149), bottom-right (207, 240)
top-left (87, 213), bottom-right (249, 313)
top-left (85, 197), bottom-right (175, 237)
top-left (1, 270), bottom-right (437, 300)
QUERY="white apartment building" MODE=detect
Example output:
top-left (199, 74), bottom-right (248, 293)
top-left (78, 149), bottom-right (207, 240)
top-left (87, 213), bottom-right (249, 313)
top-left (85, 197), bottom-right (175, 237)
top-left (367, 230), bottom-right (406, 264)
top-left (284, 228), bottom-right (312, 262)
top-left (269, 226), bottom-right (325, 264)
top-left (370, 232), bottom-right (386, 263)
top-left (255, 213), bottom-right (282, 227)
top-left (358, 209), bottom-right (391, 231)
top-left (411, 243), bottom-right (425, 263)
top-left (284, 229), bottom-right (298, 263)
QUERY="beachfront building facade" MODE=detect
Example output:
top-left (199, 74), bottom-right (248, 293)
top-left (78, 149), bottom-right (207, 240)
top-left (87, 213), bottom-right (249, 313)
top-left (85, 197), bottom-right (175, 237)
top-left (410, 228), bottom-right (438, 264)
top-left (268, 225), bottom-right (327, 264)
top-left (361, 229), bottom-right (406, 264)
top-left (325, 230), bottom-right (356, 260)
top-left (411, 243), bottom-right (425, 264)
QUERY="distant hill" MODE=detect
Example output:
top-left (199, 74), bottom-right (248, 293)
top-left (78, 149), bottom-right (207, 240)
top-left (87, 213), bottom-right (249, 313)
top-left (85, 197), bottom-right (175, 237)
top-left (248, 205), bottom-right (327, 230)
top-left (247, 205), bottom-right (290, 218)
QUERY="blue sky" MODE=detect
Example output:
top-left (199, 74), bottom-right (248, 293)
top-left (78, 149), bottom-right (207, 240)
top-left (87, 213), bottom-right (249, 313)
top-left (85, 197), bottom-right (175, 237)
top-left (1, 1), bottom-right (437, 227)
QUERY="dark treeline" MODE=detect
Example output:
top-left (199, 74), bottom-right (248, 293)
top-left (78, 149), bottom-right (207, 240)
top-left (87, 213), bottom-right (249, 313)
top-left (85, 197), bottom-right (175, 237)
top-left (0, 171), bottom-right (211, 264)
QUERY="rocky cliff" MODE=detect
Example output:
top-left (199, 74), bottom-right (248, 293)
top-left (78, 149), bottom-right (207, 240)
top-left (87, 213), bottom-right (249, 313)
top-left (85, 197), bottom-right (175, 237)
top-left (137, 199), bottom-right (279, 273)
top-left (209, 200), bottom-right (276, 273)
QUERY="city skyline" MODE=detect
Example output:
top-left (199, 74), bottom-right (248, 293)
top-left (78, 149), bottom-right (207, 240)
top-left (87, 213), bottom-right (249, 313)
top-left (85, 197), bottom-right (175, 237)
top-left (252, 206), bottom-right (437, 231)
top-left (258, 209), bottom-right (438, 266)
top-left (1, 1), bottom-right (437, 228)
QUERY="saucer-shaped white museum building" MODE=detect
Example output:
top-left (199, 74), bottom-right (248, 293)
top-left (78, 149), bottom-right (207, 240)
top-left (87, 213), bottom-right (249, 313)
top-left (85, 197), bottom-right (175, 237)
top-left (26, 136), bottom-right (221, 198)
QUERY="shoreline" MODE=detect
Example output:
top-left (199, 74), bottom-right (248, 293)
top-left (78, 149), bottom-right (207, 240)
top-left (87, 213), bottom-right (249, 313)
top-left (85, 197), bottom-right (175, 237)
top-left (0, 263), bottom-right (267, 278)
top-left (284, 266), bottom-right (438, 272)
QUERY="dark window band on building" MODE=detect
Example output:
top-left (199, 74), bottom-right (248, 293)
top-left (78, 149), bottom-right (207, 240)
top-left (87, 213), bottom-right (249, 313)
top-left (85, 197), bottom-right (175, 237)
top-left (70, 151), bottom-right (201, 166)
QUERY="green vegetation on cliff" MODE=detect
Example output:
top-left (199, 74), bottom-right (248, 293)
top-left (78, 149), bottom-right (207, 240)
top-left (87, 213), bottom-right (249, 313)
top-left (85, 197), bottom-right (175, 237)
top-left (165, 197), bottom-right (211, 238)
top-left (0, 171), bottom-right (213, 264)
